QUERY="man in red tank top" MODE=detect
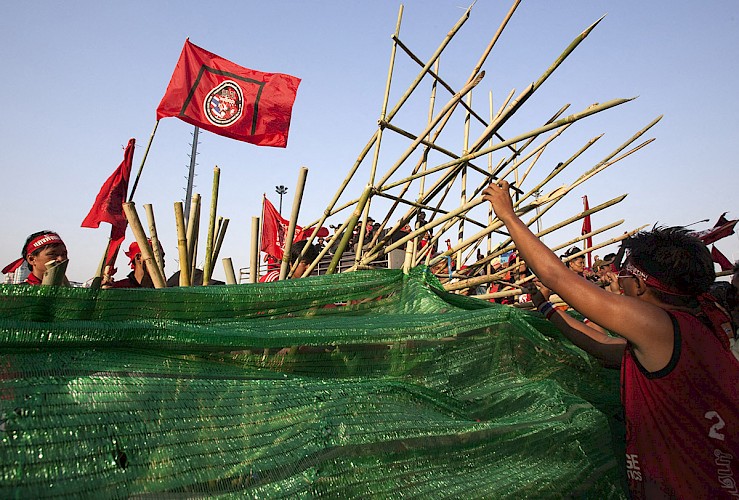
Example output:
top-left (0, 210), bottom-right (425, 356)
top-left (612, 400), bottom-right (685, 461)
top-left (484, 180), bottom-right (738, 498)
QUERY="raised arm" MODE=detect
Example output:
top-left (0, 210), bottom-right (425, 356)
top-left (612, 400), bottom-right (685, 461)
top-left (483, 181), bottom-right (674, 371)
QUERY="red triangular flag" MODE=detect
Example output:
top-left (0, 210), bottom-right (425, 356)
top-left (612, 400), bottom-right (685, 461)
top-left (157, 39), bottom-right (301, 147)
top-left (690, 212), bottom-right (737, 245)
top-left (260, 196), bottom-right (304, 260)
top-left (711, 245), bottom-right (733, 271)
top-left (81, 138), bottom-right (135, 269)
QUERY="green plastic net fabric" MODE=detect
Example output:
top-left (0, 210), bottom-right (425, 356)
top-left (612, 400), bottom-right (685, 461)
top-left (0, 266), bottom-right (626, 498)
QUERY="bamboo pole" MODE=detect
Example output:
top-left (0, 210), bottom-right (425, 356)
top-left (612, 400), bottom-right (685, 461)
top-left (122, 202), bottom-right (166, 288)
top-left (174, 201), bottom-right (191, 287)
top-left (212, 218), bottom-right (229, 266)
top-left (128, 120), bottom-right (158, 202)
top-left (186, 193), bottom-right (201, 278)
top-left (328, 185), bottom-right (373, 275)
top-left (412, 14), bottom-right (610, 206)
top-left (414, 57), bottom-right (440, 266)
top-left (358, 72), bottom-right (489, 254)
top-left (42, 259), bottom-right (69, 286)
top-left (455, 225), bottom-right (624, 296)
top-left (144, 203), bottom-right (165, 278)
top-left (472, 227), bottom-right (647, 300)
top-left (304, 4), bottom-right (472, 232)
top-left (358, 194), bottom-right (486, 267)
top-left (280, 167), bottom-right (309, 280)
top-left (354, 4), bottom-right (403, 267)
top-left (202, 166), bottom-right (220, 286)
top-left (307, 1), bottom-right (517, 235)
top-left (222, 258), bottom-right (236, 285)
top-left (249, 216), bottom-right (260, 283)
top-left (431, 191), bottom-right (628, 273)
top-left (309, 1), bottom-right (521, 257)
top-left (401, 109), bottom-right (572, 269)
top-left (392, 0), bottom-right (522, 147)
top-left (483, 119), bottom-right (661, 258)
top-left (457, 91), bottom-right (472, 268)
top-left (375, 99), bottom-right (630, 203)
top-left (373, 72), bottom-right (485, 192)
top-left (90, 238), bottom-right (112, 289)
top-left (446, 220), bottom-right (626, 291)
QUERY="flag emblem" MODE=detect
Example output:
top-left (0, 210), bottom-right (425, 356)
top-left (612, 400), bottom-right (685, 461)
top-left (204, 80), bottom-right (243, 127)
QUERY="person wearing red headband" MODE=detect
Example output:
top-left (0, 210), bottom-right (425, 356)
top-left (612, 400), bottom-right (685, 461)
top-left (105, 240), bottom-right (164, 288)
top-left (2, 231), bottom-right (68, 285)
top-left (484, 180), bottom-right (737, 499)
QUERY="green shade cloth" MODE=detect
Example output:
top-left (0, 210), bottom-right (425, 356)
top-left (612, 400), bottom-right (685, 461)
top-left (0, 267), bottom-right (625, 498)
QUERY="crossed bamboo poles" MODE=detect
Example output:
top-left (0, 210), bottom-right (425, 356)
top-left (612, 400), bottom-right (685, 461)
top-left (283, 1), bottom-right (660, 296)
top-left (120, 2), bottom-right (659, 292)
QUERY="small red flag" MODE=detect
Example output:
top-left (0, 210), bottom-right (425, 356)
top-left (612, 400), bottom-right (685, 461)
top-left (711, 245), bottom-right (733, 271)
top-left (156, 40), bottom-right (301, 147)
top-left (690, 213), bottom-right (737, 245)
top-left (260, 196), bottom-right (304, 260)
top-left (81, 138), bottom-right (136, 268)
top-left (581, 195), bottom-right (592, 268)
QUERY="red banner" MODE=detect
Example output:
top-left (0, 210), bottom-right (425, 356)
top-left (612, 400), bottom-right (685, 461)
top-left (81, 138), bottom-right (136, 268)
top-left (156, 40), bottom-right (301, 147)
top-left (260, 197), bottom-right (304, 260)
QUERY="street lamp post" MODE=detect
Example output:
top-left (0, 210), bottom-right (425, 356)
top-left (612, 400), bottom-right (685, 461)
top-left (275, 185), bottom-right (288, 214)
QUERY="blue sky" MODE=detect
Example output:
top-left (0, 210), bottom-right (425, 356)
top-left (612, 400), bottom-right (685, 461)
top-left (1, 1), bottom-right (737, 282)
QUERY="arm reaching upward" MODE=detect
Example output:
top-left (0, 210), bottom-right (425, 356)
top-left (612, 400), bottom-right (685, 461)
top-left (483, 181), bottom-right (674, 372)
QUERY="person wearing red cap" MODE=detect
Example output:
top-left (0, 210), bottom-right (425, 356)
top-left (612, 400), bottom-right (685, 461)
top-left (105, 240), bottom-right (164, 288)
top-left (2, 230), bottom-right (69, 285)
top-left (484, 180), bottom-right (737, 499)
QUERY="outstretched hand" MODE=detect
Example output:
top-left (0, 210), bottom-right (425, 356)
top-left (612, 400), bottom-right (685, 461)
top-left (482, 180), bottom-right (515, 221)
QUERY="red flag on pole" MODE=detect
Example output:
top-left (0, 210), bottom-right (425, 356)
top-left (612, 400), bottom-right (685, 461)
top-left (711, 245), bottom-right (733, 271)
top-left (260, 196), bottom-right (305, 260)
top-left (156, 40), bottom-right (301, 147)
top-left (81, 138), bottom-right (136, 268)
top-left (581, 195), bottom-right (592, 268)
top-left (689, 213), bottom-right (737, 245)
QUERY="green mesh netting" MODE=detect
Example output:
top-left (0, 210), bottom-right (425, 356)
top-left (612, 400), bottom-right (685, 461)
top-left (0, 266), bottom-right (626, 498)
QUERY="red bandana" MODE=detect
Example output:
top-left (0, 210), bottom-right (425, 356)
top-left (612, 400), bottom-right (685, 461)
top-left (2, 233), bottom-right (65, 275)
top-left (623, 259), bottom-right (734, 348)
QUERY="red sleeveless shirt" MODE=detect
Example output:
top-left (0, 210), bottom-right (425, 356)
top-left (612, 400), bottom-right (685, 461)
top-left (621, 310), bottom-right (739, 498)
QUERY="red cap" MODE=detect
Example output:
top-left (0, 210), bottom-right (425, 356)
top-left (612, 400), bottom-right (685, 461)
top-left (124, 239), bottom-right (164, 268)
top-left (124, 241), bottom-right (142, 266)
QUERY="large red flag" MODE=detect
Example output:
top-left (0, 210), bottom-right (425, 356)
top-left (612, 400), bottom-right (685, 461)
top-left (260, 196), bottom-right (305, 260)
top-left (81, 138), bottom-right (135, 269)
top-left (156, 40), bottom-right (301, 147)
top-left (581, 195), bottom-right (592, 268)
top-left (690, 212), bottom-right (737, 245)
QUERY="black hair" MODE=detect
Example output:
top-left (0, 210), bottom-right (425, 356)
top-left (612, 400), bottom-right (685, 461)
top-left (621, 226), bottom-right (714, 298)
top-left (563, 246), bottom-right (583, 268)
top-left (290, 240), bottom-right (319, 265)
top-left (22, 230), bottom-right (57, 271)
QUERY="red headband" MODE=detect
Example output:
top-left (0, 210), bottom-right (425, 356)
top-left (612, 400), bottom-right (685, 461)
top-left (2, 233), bottom-right (65, 275)
top-left (624, 259), bottom-right (733, 348)
top-left (622, 260), bottom-right (688, 296)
